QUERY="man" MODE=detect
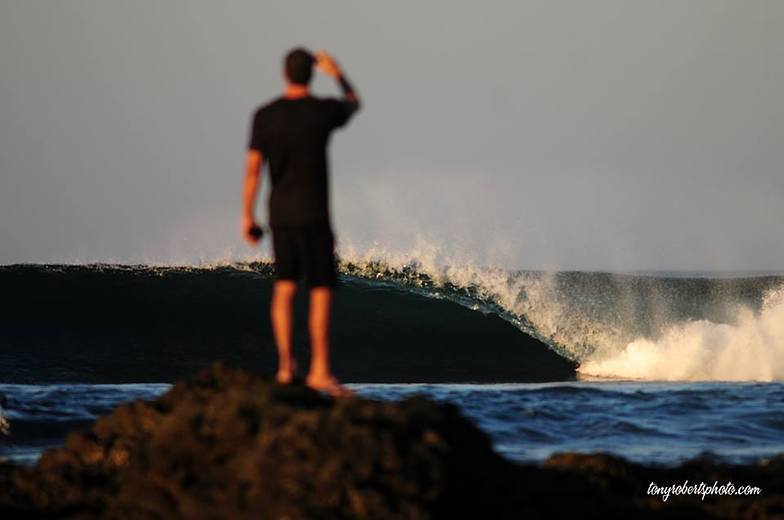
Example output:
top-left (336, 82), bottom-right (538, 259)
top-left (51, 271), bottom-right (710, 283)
top-left (242, 48), bottom-right (360, 396)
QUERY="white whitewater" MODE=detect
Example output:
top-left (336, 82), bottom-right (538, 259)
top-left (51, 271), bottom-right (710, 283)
top-left (579, 288), bottom-right (784, 381)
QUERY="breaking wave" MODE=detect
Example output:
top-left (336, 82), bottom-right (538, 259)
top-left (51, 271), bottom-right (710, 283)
top-left (2, 245), bottom-right (784, 382)
top-left (337, 245), bottom-right (784, 382)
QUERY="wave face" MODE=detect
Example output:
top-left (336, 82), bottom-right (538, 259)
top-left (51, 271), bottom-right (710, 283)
top-left (2, 259), bottom-right (783, 382)
top-left (0, 263), bottom-right (573, 384)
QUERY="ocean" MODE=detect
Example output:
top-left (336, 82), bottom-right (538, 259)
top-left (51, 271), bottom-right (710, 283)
top-left (1, 262), bottom-right (783, 466)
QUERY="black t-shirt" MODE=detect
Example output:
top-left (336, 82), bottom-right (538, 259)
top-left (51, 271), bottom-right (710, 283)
top-left (248, 96), bottom-right (354, 227)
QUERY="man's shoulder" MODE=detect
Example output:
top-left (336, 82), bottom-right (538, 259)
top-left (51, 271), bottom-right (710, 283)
top-left (252, 97), bottom-right (285, 118)
top-left (313, 97), bottom-right (356, 128)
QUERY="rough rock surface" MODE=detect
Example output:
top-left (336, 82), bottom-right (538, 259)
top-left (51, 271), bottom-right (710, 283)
top-left (0, 365), bottom-right (782, 519)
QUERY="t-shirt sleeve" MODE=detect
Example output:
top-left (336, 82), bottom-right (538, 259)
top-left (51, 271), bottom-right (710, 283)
top-left (247, 109), bottom-right (267, 153)
top-left (324, 98), bottom-right (355, 129)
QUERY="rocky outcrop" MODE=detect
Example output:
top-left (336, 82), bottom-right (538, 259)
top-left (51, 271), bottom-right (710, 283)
top-left (1, 365), bottom-right (782, 519)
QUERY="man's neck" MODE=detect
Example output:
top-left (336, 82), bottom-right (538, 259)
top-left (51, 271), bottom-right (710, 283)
top-left (283, 83), bottom-right (310, 99)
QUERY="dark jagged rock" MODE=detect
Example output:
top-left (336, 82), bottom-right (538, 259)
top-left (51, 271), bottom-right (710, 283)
top-left (0, 365), bottom-right (782, 519)
top-left (0, 365), bottom-right (514, 519)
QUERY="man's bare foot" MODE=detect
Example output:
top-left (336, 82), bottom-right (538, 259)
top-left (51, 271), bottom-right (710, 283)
top-left (306, 374), bottom-right (353, 397)
top-left (276, 359), bottom-right (299, 384)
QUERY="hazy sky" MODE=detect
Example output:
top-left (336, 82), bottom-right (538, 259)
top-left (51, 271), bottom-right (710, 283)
top-left (1, 1), bottom-right (782, 270)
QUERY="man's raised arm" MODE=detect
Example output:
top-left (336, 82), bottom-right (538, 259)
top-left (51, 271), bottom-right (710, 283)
top-left (315, 51), bottom-right (361, 114)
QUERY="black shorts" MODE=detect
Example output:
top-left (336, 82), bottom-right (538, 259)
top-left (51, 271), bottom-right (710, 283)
top-left (271, 224), bottom-right (338, 288)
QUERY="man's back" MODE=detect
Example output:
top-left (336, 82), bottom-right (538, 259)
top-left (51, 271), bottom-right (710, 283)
top-left (249, 96), bottom-right (354, 227)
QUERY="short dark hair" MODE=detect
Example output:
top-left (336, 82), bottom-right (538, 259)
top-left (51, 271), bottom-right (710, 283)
top-left (284, 48), bottom-right (314, 86)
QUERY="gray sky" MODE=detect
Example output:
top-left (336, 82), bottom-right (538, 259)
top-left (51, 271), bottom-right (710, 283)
top-left (1, 1), bottom-right (783, 270)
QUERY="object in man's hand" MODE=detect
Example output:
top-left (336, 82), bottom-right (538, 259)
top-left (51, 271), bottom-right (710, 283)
top-left (249, 224), bottom-right (264, 241)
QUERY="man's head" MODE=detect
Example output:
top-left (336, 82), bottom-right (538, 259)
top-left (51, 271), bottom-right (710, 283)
top-left (284, 48), bottom-right (315, 86)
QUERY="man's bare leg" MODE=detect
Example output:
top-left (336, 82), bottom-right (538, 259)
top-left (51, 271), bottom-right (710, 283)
top-left (271, 280), bottom-right (298, 383)
top-left (306, 286), bottom-right (351, 396)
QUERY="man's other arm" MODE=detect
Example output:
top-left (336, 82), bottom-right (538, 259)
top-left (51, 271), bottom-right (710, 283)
top-left (241, 149), bottom-right (263, 245)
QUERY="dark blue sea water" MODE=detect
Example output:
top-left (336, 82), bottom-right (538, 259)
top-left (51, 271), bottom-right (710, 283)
top-left (2, 381), bottom-right (783, 466)
top-left (355, 382), bottom-right (784, 465)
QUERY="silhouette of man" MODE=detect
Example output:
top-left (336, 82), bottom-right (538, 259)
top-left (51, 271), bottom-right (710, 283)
top-left (242, 48), bottom-right (360, 396)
